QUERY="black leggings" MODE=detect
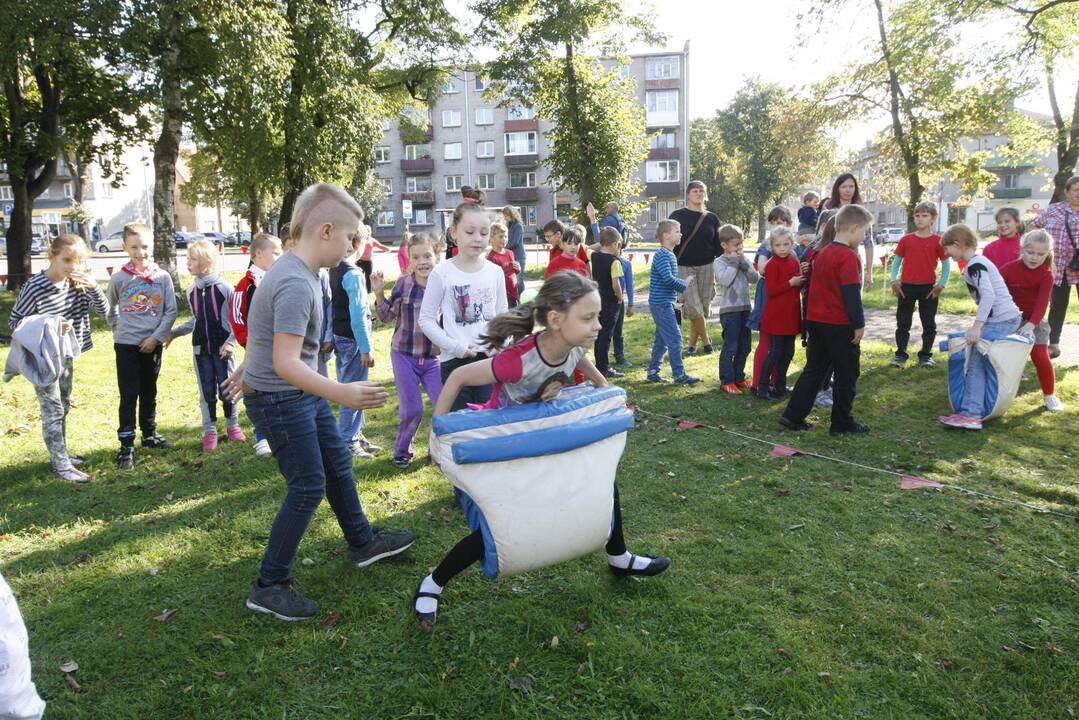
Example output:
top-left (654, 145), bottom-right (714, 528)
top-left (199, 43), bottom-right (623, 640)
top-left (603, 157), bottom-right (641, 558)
top-left (357, 259), bottom-right (373, 293)
top-left (1047, 282), bottom-right (1077, 345)
top-left (760, 334), bottom-right (796, 393)
top-left (432, 485), bottom-right (628, 586)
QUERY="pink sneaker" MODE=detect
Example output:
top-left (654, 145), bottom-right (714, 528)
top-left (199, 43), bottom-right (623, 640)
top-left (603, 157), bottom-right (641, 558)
top-left (227, 426), bottom-right (246, 442)
top-left (937, 413), bottom-right (982, 430)
top-left (202, 432), bottom-right (219, 452)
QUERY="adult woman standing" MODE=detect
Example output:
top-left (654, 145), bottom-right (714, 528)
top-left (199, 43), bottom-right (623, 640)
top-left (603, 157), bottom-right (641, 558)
top-left (669, 180), bottom-right (722, 354)
top-left (1028, 174), bottom-right (1079, 358)
top-left (820, 173), bottom-right (875, 290)
top-left (502, 205), bottom-right (527, 297)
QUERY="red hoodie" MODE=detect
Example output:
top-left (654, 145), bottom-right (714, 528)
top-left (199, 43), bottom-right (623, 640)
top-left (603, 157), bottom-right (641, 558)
top-left (230, 265), bottom-right (264, 348)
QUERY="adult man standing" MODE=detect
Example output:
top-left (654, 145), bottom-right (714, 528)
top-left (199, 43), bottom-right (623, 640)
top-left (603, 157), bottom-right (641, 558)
top-left (602, 202), bottom-right (629, 247)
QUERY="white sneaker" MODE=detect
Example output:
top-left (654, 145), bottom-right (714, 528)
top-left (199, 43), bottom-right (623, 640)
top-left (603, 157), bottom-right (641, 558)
top-left (357, 435), bottom-right (383, 454)
top-left (349, 442), bottom-right (374, 459)
top-left (814, 388), bottom-right (834, 407)
top-left (253, 439), bottom-right (272, 457)
top-left (1044, 394), bottom-right (1065, 412)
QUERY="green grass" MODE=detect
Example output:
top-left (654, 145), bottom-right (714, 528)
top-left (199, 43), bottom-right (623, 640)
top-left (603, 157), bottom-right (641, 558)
top-left (1, 277), bottom-right (1077, 719)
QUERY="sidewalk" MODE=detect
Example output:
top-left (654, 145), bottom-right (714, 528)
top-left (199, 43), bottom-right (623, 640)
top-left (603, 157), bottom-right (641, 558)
top-left (630, 294), bottom-right (1079, 367)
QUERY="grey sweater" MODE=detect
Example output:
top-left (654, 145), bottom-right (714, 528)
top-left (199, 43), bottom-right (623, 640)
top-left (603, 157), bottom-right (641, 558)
top-left (713, 254), bottom-right (759, 314)
top-left (106, 266), bottom-right (178, 345)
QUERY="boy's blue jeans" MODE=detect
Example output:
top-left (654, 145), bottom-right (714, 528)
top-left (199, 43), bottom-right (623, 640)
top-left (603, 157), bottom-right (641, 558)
top-left (718, 310), bottom-right (752, 384)
top-left (648, 303), bottom-right (685, 378)
top-left (333, 335), bottom-right (368, 445)
top-left (244, 389), bottom-right (374, 585)
top-left (960, 317), bottom-right (1021, 418)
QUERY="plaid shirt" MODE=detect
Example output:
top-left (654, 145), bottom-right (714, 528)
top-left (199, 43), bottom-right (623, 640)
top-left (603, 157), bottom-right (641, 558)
top-left (1029, 202), bottom-right (1079, 285)
top-left (375, 273), bottom-right (438, 359)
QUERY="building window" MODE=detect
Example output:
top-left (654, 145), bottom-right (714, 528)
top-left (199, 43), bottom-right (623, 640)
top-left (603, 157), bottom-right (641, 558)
top-left (647, 90), bottom-right (679, 115)
top-left (413, 208), bottom-right (431, 225)
top-left (504, 131), bottom-right (537, 155)
top-left (445, 175), bottom-right (463, 192)
top-left (474, 76), bottom-right (489, 91)
top-left (508, 107), bottom-right (536, 120)
top-left (404, 144), bottom-right (432, 160)
top-left (649, 200), bottom-right (676, 222)
top-left (444, 142), bottom-right (463, 160)
top-left (477, 140), bottom-right (495, 158)
top-left (519, 205), bottom-right (537, 226)
top-left (646, 160), bottom-right (680, 182)
top-left (99, 181), bottom-right (114, 199)
top-left (442, 76), bottom-right (461, 94)
top-left (509, 171), bottom-right (537, 188)
top-left (1002, 172), bottom-right (1018, 189)
top-left (375, 146), bottom-right (390, 163)
top-left (475, 108), bottom-right (494, 126)
top-left (64, 182), bottom-right (74, 199)
top-left (646, 56), bottom-right (681, 80)
top-left (442, 110), bottom-right (462, 128)
top-left (650, 131), bottom-right (676, 149)
top-left (0, 186), bottom-right (12, 201)
top-left (406, 176), bottom-right (432, 193)
top-left (477, 173), bottom-right (496, 190)
top-left (377, 210), bottom-right (395, 227)
top-left (378, 177), bottom-right (392, 193)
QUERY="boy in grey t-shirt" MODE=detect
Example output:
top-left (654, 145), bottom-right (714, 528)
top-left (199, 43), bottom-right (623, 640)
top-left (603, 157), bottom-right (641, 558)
top-left (227, 183), bottom-right (416, 621)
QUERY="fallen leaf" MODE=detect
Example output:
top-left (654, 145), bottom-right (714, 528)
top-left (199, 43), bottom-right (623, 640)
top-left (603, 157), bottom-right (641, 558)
top-left (959, 459), bottom-right (978, 472)
top-left (783, 667), bottom-right (793, 674)
top-left (153, 609), bottom-right (178, 623)
top-left (787, 523), bottom-right (805, 531)
top-left (6, 424), bottom-right (31, 436)
top-left (164, 493), bottom-right (174, 502)
top-left (211, 633), bottom-right (235, 648)
top-left (943, 523), bottom-right (957, 532)
top-left (1002, 645), bottom-right (1014, 652)
top-left (213, 671), bottom-right (227, 679)
top-left (677, 420), bottom-right (704, 431)
top-left (777, 648), bottom-right (789, 657)
top-left (1046, 643), bottom-right (1065, 656)
top-left (508, 656), bottom-right (520, 672)
top-left (817, 672), bottom-right (831, 679)
top-left (149, 566), bottom-right (159, 576)
top-left (301, 557), bottom-right (315, 567)
top-left (550, 636), bottom-right (560, 649)
top-left (574, 621), bottom-right (590, 634)
top-left (322, 613), bottom-right (342, 631)
top-left (438, 508), bottom-right (454, 522)
top-left (941, 657), bottom-right (955, 668)
top-left (508, 676), bottom-right (534, 693)
top-left (988, 537), bottom-right (1002, 547)
top-left (64, 673), bottom-right (81, 692)
top-left (59, 660), bottom-right (79, 673)
top-left (577, 663), bottom-right (588, 675)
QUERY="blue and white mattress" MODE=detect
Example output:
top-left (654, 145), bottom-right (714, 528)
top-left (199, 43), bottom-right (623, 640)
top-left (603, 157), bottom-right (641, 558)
top-left (430, 385), bottom-right (634, 579)
top-left (941, 330), bottom-right (1033, 421)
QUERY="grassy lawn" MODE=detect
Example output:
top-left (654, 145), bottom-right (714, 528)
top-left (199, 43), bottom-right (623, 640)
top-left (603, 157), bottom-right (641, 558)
top-left (0, 272), bottom-right (1077, 719)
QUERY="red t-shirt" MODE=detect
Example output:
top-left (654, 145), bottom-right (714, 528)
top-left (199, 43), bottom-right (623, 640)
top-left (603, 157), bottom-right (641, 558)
top-left (983, 235), bottom-right (1021, 270)
top-left (487, 250), bottom-right (520, 301)
top-left (895, 232), bottom-right (945, 284)
top-left (548, 245), bottom-right (589, 264)
top-left (806, 243), bottom-right (862, 325)
top-left (762, 254), bottom-right (802, 336)
top-left (999, 259), bottom-right (1053, 325)
top-left (546, 253), bottom-right (589, 279)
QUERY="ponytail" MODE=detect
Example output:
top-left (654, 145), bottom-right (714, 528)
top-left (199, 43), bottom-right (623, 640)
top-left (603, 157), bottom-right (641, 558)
top-left (481, 270), bottom-right (598, 350)
top-left (481, 304), bottom-right (537, 348)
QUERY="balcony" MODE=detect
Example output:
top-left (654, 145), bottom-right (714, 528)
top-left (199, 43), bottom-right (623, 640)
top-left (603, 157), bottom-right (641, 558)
top-left (648, 147), bottom-right (680, 160)
top-left (401, 191), bottom-right (434, 204)
top-left (504, 119), bottom-right (539, 132)
top-left (400, 158), bottom-right (434, 174)
top-left (505, 153), bottom-right (539, 168)
top-left (646, 181), bottom-right (681, 197)
top-left (645, 78), bottom-right (681, 90)
top-left (990, 187), bottom-right (1032, 199)
top-left (505, 186), bottom-right (539, 202)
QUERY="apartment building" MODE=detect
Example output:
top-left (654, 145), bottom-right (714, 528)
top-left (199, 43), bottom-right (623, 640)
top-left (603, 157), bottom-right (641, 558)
top-left (370, 46), bottom-right (690, 244)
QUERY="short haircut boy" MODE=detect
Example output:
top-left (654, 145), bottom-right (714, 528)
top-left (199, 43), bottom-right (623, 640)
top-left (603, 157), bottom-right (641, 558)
top-left (599, 226), bottom-right (622, 247)
top-left (655, 219), bottom-right (680, 240)
top-left (250, 233), bottom-right (281, 257)
top-left (289, 183), bottom-right (363, 241)
top-left (940, 223), bottom-right (979, 249)
top-left (767, 206), bottom-right (793, 225)
top-left (718, 224), bottom-right (744, 245)
top-left (913, 201), bottom-right (938, 218)
top-left (834, 204), bottom-right (874, 233)
top-left (490, 221), bottom-right (507, 238)
top-left (802, 191), bottom-right (819, 203)
top-left (543, 219), bottom-right (565, 236)
top-left (123, 223), bottom-right (151, 243)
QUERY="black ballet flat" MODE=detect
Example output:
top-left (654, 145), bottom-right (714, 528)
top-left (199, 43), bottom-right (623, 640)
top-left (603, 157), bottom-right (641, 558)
top-left (609, 554), bottom-right (671, 578)
top-left (413, 581), bottom-right (440, 631)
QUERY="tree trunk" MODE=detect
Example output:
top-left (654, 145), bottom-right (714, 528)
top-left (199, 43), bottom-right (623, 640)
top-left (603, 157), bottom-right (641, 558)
top-left (247, 191), bottom-right (262, 241)
top-left (4, 180), bottom-right (35, 290)
top-left (153, 24), bottom-right (183, 293)
top-left (279, 0), bottom-right (306, 227)
top-left (64, 150), bottom-right (92, 243)
top-left (563, 42), bottom-right (594, 224)
top-left (1045, 65), bottom-right (1079, 203)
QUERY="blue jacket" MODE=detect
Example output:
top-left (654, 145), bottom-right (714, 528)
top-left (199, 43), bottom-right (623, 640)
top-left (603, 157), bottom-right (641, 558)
top-left (649, 247), bottom-right (686, 305)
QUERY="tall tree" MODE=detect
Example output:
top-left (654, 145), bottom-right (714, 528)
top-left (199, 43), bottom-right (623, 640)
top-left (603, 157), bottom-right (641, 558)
top-left (477, 0), bottom-right (663, 226)
top-left (0, 0), bottom-right (142, 289)
top-left (688, 117), bottom-right (756, 231)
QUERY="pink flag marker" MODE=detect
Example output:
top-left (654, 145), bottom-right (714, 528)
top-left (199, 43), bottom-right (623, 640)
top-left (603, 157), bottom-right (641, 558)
top-left (770, 444), bottom-right (804, 458)
top-left (625, 403), bottom-right (638, 412)
top-left (627, 253), bottom-right (635, 262)
top-left (677, 420), bottom-right (704, 431)
top-left (900, 475), bottom-right (944, 491)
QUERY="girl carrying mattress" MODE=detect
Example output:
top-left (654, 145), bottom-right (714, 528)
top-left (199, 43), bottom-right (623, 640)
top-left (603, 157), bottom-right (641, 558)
top-left (413, 271), bottom-right (671, 629)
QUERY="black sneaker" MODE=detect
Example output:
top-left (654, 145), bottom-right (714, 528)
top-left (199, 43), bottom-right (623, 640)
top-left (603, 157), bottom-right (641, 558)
top-left (646, 373), bottom-right (667, 383)
top-left (117, 447), bottom-right (134, 471)
top-left (778, 416), bottom-right (812, 431)
top-left (392, 457), bottom-right (411, 469)
top-left (347, 527), bottom-right (417, 568)
top-left (674, 374), bottom-right (701, 386)
top-left (890, 355), bottom-right (907, 367)
top-left (702, 344), bottom-right (714, 355)
top-left (685, 346), bottom-right (697, 356)
top-left (829, 422), bottom-right (871, 437)
top-left (246, 579), bottom-right (319, 621)
top-left (142, 434), bottom-right (172, 449)
top-left (601, 367), bottom-right (624, 378)
top-left (609, 554), bottom-right (671, 577)
top-left (616, 358), bottom-right (633, 368)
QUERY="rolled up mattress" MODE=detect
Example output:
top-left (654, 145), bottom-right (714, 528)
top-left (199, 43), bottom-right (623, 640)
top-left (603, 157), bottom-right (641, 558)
top-left (430, 385), bottom-right (634, 579)
top-left (940, 330), bottom-right (1033, 421)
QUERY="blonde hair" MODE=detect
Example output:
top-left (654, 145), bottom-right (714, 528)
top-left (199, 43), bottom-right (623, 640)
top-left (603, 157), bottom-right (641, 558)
top-left (350, 222), bottom-right (372, 250)
top-left (718, 224), bottom-right (744, 245)
top-left (940, 223), bottom-right (979, 250)
top-left (656, 219), bottom-right (680, 240)
top-left (123, 223), bottom-right (151, 245)
top-left (290, 183), bottom-right (364, 242)
top-left (49, 233), bottom-right (89, 259)
top-left (769, 226), bottom-right (794, 246)
top-left (408, 231), bottom-right (437, 251)
top-left (250, 233), bottom-right (281, 257)
top-left (598, 227), bottom-right (622, 246)
top-left (502, 205), bottom-right (523, 225)
top-left (1021, 229), bottom-right (1053, 269)
top-left (913, 201), bottom-right (938, 218)
top-left (490, 221), bottom-right (507, 239)
top-left (834, 204), bottom-right (874, 233)
top-left (187, 238), bottom-right (219, 272)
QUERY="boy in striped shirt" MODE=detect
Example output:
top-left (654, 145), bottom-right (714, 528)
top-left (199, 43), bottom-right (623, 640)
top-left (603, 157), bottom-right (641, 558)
top-left (647, 220), bottom-right (700, 385)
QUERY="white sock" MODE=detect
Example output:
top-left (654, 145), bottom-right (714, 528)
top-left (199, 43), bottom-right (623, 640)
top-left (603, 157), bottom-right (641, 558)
top-left (415, 574), bottom-right (443, 615)
top-left (607, 552), bottom-right (652, 570)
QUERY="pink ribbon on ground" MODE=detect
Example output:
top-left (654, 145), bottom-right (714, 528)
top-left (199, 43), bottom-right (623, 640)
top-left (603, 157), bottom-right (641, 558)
top-left (770, 444), bottom-right (804, 458)
top-left (677, 420), bottom-right (704, 431)
top-left (900, 475), bottom-right (944, 490)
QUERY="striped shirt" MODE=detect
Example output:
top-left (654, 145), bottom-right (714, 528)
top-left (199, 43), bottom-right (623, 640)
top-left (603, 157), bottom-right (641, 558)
top-left (648, 247), bottom-right (687, 305)
top-left (9, 273), bottom-right (110, 352)
top-left (375, 273), bottom-right (438, 359)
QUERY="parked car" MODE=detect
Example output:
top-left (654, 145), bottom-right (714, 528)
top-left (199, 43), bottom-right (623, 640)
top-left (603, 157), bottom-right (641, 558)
top-left (174, 231), bottom-right (204, 249)
top-left (96, 231), bottom-right (126, 253)
top-left (202, 231), bottom-right (227, 249)
top-left (879, 227), bottom-right (905, 244)
top-left (227, 231), bottom-right (252, 247)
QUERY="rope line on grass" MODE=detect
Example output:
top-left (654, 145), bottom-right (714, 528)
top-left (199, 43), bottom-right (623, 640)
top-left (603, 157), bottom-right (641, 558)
top-left (633, 406), bottom-right (1079, 521)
